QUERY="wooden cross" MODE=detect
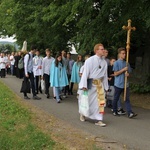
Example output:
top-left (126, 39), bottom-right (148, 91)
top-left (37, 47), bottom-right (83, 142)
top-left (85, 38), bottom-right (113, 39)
top-left (122, 19), bottom-right (136, 101)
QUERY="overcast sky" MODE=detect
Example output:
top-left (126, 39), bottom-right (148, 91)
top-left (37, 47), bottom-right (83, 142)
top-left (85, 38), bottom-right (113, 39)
top-left (0, 36), bottom-right (16, 43)
top-left (0, 36), bottom-right (78, 54)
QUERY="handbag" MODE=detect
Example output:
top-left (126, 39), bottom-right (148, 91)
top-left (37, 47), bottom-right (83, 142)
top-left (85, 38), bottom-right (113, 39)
top-left (20, 79), bottom-right (31, 93)
top-left (106, 86), bottom-right (115, 101)
top-left (41, 79), bottom-right (45, 91)
top-left (79, 91), bottom-right (89, 116)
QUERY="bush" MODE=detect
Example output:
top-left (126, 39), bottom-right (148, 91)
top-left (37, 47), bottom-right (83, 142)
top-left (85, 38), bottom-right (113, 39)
top-left (130, 75), bottom-right (150, 93)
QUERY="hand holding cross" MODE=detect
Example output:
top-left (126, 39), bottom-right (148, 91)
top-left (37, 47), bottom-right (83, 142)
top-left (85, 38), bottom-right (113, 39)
top-left (122, 19), bottom-right (136, 101)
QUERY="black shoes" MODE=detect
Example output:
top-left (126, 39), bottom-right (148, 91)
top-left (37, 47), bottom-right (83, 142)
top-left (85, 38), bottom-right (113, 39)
top-left (113, 112), bottom-right (120, 116)
top-left (47, 94), bottom-right (50, 99)
top-left (39, 90), bottom-right (42, 94)
top-left (24, 96), bottom-right (30, 100)
top-left (33, 95), bottom-right (41, 100)
top-left (68, 90), bottom-right (73, 95)
top-left (107, 104), bottom-right (113, 108)
top-left (36, 90), bottom-right (42, 94)
top-left (39, 89), bottom-right (42, 94)
top-left (53, 96), bottom-right (62, 100)
top-left (113, 111), bottom-right (137, 119)
top-left (118, 108), bottom-right (126, 115)
top-left (25, 96), bottom-right (41, 100)
top-left (128, 112), bottom-right (137, 118)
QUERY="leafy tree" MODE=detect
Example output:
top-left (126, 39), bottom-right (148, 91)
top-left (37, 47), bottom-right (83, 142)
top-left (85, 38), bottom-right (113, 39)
top-left (0, 0), bottom-right (150, 75)
top-left (0, 0), bottom-right (15, 36)
top-left (0, 0), bottom-right (76, 52)
top-left (0, 44), bottom-right (16, 52)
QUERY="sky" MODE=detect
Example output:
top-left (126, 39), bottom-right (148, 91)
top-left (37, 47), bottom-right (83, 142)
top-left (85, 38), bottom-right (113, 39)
top-left (0, 36), bottom-right (78, 54)
top-left (0, 36), bottom-right (16, 43)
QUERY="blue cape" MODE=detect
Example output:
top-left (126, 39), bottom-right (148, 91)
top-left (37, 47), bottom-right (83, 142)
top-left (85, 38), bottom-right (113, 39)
top-left (50, 60), bottom-right (68, 87)
top-left (71, 62), bottom-right (83, 83)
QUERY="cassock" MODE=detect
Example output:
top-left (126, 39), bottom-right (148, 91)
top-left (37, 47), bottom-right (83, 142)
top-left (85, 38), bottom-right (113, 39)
top-left (79, 55), bottom-right (108, 121)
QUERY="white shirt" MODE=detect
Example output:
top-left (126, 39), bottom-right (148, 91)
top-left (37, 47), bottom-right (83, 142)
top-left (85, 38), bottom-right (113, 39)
top-left (79, 55), bottom-right (108, 91)
top-left (0, 57), bottom-right (7, 69)
top-left (42, 56), bottom-right (54, 76)
top-left (66, 58), bottom-right (74, 75)
top-left (79, 65), bottom-right (84, 74)
top-left (33, 55), bottom-right (43, 76)
top-left (10, 55), bottom-right (15, 65)
top-left (6, 56), bottom-right (11, 68)
top-left (24, 52), bottom-right (33, 75)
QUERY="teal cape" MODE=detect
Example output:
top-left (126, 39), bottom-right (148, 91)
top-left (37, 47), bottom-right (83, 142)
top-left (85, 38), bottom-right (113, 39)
top-left (50, 60), bottom-right (68, 87)
top-left (71, 61), bottom-right (83, 83)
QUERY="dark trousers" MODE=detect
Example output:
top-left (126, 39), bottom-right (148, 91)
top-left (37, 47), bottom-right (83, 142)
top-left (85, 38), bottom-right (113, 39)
top-left (11, 65), bottom-right (14, 75)
top-left (64, 74), bottom-right (71, 95)
top-left (24, 72), bottom-right (36, 97)
top-left (13, 66), bottom-right (16, 76)
top-left (69, 82), bottom-right (74, 94)
top-left (7, 68), bottom-right (11, 75)
top-left (16, 67), bottom-right (19, 78)
top-left (18, 68), bottom-right (24, 79)
top-left (43, 74), bottom-right (50, 95)
top-left (113, 86), bottom-right (132, 115)
top-left (1, 69), bottom-right (6, 77)
top-left (34, 76), bottom-right (41, 93)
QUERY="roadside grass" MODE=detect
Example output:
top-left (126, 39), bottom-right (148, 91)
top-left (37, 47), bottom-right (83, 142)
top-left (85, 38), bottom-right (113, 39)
top-left (0, 81), bottom-right (55, 150)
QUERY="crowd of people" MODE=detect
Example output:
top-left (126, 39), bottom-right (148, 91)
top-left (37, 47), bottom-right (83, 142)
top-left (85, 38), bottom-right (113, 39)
top-left (0, 51), bottom-right (24, 78)
top-left (0, 43), bottom-right (137, 127)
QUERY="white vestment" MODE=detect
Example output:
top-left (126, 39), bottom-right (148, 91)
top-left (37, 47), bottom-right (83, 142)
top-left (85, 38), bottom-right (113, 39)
top-left (79, 55), bottom-right (108, 121)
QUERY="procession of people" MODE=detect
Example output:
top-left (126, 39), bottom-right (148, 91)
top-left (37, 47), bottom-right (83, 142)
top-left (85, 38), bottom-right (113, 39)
top-left (0, 43), bottom-right (137, 127)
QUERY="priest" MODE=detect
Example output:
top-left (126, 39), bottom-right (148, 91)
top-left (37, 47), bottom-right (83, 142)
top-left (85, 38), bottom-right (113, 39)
top-left (79, 43), bottom-right (108, 127)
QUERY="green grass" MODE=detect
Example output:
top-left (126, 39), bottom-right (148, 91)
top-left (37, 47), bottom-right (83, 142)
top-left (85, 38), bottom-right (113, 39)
top-left (0, 81), bottom-right (55, 150)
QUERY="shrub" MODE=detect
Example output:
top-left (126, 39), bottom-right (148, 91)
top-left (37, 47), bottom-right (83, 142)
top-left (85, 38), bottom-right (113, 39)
top-left (130, 75), bottom-right (150, 93)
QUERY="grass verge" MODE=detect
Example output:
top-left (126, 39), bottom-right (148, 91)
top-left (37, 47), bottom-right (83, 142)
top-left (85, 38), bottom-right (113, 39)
top-left (0, 81), bottom-right (55, 150)
top-left (0, 79), bottom-right (126, 150)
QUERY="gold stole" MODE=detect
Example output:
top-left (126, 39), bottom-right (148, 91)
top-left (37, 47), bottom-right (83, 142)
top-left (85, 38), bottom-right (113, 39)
top-left (92, 79), bottom-right (105, 114)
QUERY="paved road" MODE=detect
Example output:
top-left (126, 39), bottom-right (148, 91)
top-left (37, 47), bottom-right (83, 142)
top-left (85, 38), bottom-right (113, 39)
top-left (1, 75), bottom-right (150, 150)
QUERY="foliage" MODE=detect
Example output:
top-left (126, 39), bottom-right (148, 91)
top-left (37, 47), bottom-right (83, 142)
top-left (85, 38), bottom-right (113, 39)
top-left (130, 83), bottom-right (150, 93)
top-left (130, 75), bottom-right (150, 93)
top-left (0, 43), bottom-right (16, 52)
top-left (0, 0), bottom-right (150, 53)
top-left (0, 81), bottom-right (55, 150)
top-left (0, 0), bottom-right (15, 36)
top-left (0, 0), bottom-right (76, 52)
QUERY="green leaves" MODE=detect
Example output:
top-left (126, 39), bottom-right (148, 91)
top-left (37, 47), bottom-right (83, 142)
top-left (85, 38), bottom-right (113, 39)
top-left (0, 0), bottom-right (150, 54)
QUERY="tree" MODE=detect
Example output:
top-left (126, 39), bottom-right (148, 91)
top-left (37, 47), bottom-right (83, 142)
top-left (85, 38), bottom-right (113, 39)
top-left (0, 0), bottom-right (77, 51)
top-left (0, 43), bottom-right (16, 52)
top-left (0, 0), bottom-right (150, 75)
top-left (62, 0), bottom-right (150, 75)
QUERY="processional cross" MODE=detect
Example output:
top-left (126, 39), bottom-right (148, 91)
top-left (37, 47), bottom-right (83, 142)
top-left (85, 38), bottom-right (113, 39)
top-left (122, 19), bottom-right (136, 101)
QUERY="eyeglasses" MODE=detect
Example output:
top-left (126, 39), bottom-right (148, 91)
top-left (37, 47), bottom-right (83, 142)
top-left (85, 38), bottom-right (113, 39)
top-left (98, 49), bottom-right (105, 51)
